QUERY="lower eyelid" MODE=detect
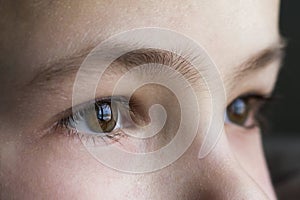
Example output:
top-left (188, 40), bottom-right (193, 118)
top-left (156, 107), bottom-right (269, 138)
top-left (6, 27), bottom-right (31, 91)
top-left (57, 109), bottom-right (129, 145)
top-left (58, 124), bottom-right (126, 146)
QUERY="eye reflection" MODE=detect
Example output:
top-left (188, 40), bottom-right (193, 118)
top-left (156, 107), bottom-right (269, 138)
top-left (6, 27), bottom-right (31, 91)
top-left (95, 102), bottom-right (117, 133)
top-left (97, 103), bottom-right (112, 121)
top-left (226, 98), bottom-right (250, 126)
top-left (59, 97), bottom-right (132, 140)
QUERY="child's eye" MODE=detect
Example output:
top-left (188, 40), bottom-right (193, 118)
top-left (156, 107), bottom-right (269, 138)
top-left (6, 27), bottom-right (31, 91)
top-left (225, 98), bottom-right (250, 127)
top-left (57, 96), bottom-right (134, 143)
top-left (56, 93), bottom-right (272, 144)
top-left (225, 94), bottom-right (273, 129)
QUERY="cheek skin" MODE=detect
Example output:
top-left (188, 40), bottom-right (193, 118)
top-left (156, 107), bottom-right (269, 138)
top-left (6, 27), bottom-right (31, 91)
top-left (225, 125), bottom-right (276, 200)
top-left (1, 126), bottom-right (275, 199)
top-left (0, 132), bottom-right (198, 199)
top-left (0, 134), bottom-right (200, 199)
top-left (1, 134), bottom-right (128, 199)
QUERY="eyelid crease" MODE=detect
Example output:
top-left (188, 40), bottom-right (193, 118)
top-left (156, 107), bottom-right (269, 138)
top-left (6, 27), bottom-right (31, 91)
top-left (225, 38), bottom-right (287, 92)
top-left (233, 38), bottom-right (286, 80)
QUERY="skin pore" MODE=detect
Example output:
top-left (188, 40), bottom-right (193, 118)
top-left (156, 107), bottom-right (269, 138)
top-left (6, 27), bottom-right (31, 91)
top-left (0, 0), bottom-right (284, 199)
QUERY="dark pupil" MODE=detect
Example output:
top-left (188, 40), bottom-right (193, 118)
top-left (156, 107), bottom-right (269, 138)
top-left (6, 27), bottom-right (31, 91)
top-left (97, 103), bottom-right (112, 122)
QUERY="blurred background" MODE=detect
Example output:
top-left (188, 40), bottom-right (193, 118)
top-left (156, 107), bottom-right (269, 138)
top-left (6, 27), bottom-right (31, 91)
top-left (270, 1), bottom-right (300, 134)
top-left (263, 1), bottom-right (300, 199)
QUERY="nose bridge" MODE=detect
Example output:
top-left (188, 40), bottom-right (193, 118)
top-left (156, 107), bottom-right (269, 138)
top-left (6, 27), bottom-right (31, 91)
top-left (118, 135), bottom-right (272, 200)
top-left (187, 137), bottom-right (272, 200)
top-left (173, 129), bottom-right (271, 200)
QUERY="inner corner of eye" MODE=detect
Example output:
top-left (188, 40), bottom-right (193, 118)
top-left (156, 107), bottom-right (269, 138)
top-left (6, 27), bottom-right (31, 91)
top-left (126, 98), bottom-right (149, 126)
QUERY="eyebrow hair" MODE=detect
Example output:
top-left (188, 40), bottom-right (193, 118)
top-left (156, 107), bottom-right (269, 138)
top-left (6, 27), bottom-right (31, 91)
top-left (29, 43), bottom-right (203, 88)
top-left (233, 38), bottom-right (286, 80)
top-left (29, 38), bottom-right (286, 91)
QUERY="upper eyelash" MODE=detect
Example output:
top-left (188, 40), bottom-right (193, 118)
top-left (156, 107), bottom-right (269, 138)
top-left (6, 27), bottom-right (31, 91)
top-left (54, 96), bottom-right (133, 144)
top-left (56, 96), bottom-right (128, 124)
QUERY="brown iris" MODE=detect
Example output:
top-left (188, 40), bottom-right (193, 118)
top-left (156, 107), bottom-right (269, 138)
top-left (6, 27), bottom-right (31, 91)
top-left (227, 98), bottom-right (250, 126)
top-left (83, 101), bottom-right (118, 133)
top-left (94, 101), bottom-right (117, 132)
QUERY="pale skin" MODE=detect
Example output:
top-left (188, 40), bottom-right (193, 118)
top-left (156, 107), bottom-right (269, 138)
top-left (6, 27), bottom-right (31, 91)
top-left (0, 0), bottom-right (283, 199)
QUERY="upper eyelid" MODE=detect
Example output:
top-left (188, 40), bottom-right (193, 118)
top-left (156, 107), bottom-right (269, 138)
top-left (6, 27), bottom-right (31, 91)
top-left (240, 93), bottom-right (274, 102)
top-left (227, 90), bottom-right (273, 104)
top-left (67, 96), bottom-right (129, 117)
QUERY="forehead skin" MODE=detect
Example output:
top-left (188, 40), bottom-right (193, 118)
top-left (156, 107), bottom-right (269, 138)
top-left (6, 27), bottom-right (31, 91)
top-left (0, 0), bottom-right (280, 200)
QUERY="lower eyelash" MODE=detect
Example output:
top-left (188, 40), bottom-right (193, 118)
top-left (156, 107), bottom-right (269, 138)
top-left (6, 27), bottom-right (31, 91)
top-left (54, 116), bottom-right (124, 145)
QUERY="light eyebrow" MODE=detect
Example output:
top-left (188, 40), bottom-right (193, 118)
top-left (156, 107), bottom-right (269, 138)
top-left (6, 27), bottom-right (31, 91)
top-left (29, 37), bottom-right (287, 91)
top-left (232, 38), bottom-right (287, 81)
top-left (29, 44), bottom-right (202, 89)
top-left (28, 46), bottom-right (94, 88)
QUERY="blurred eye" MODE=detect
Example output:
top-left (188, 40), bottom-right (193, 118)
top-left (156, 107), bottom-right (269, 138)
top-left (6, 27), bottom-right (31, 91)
top-left (225, 94), bottom-right (272, 129)
top-left (226, 98), bottom-right (250, 127)
top-left (58, 97), bottom-right (134, 142)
